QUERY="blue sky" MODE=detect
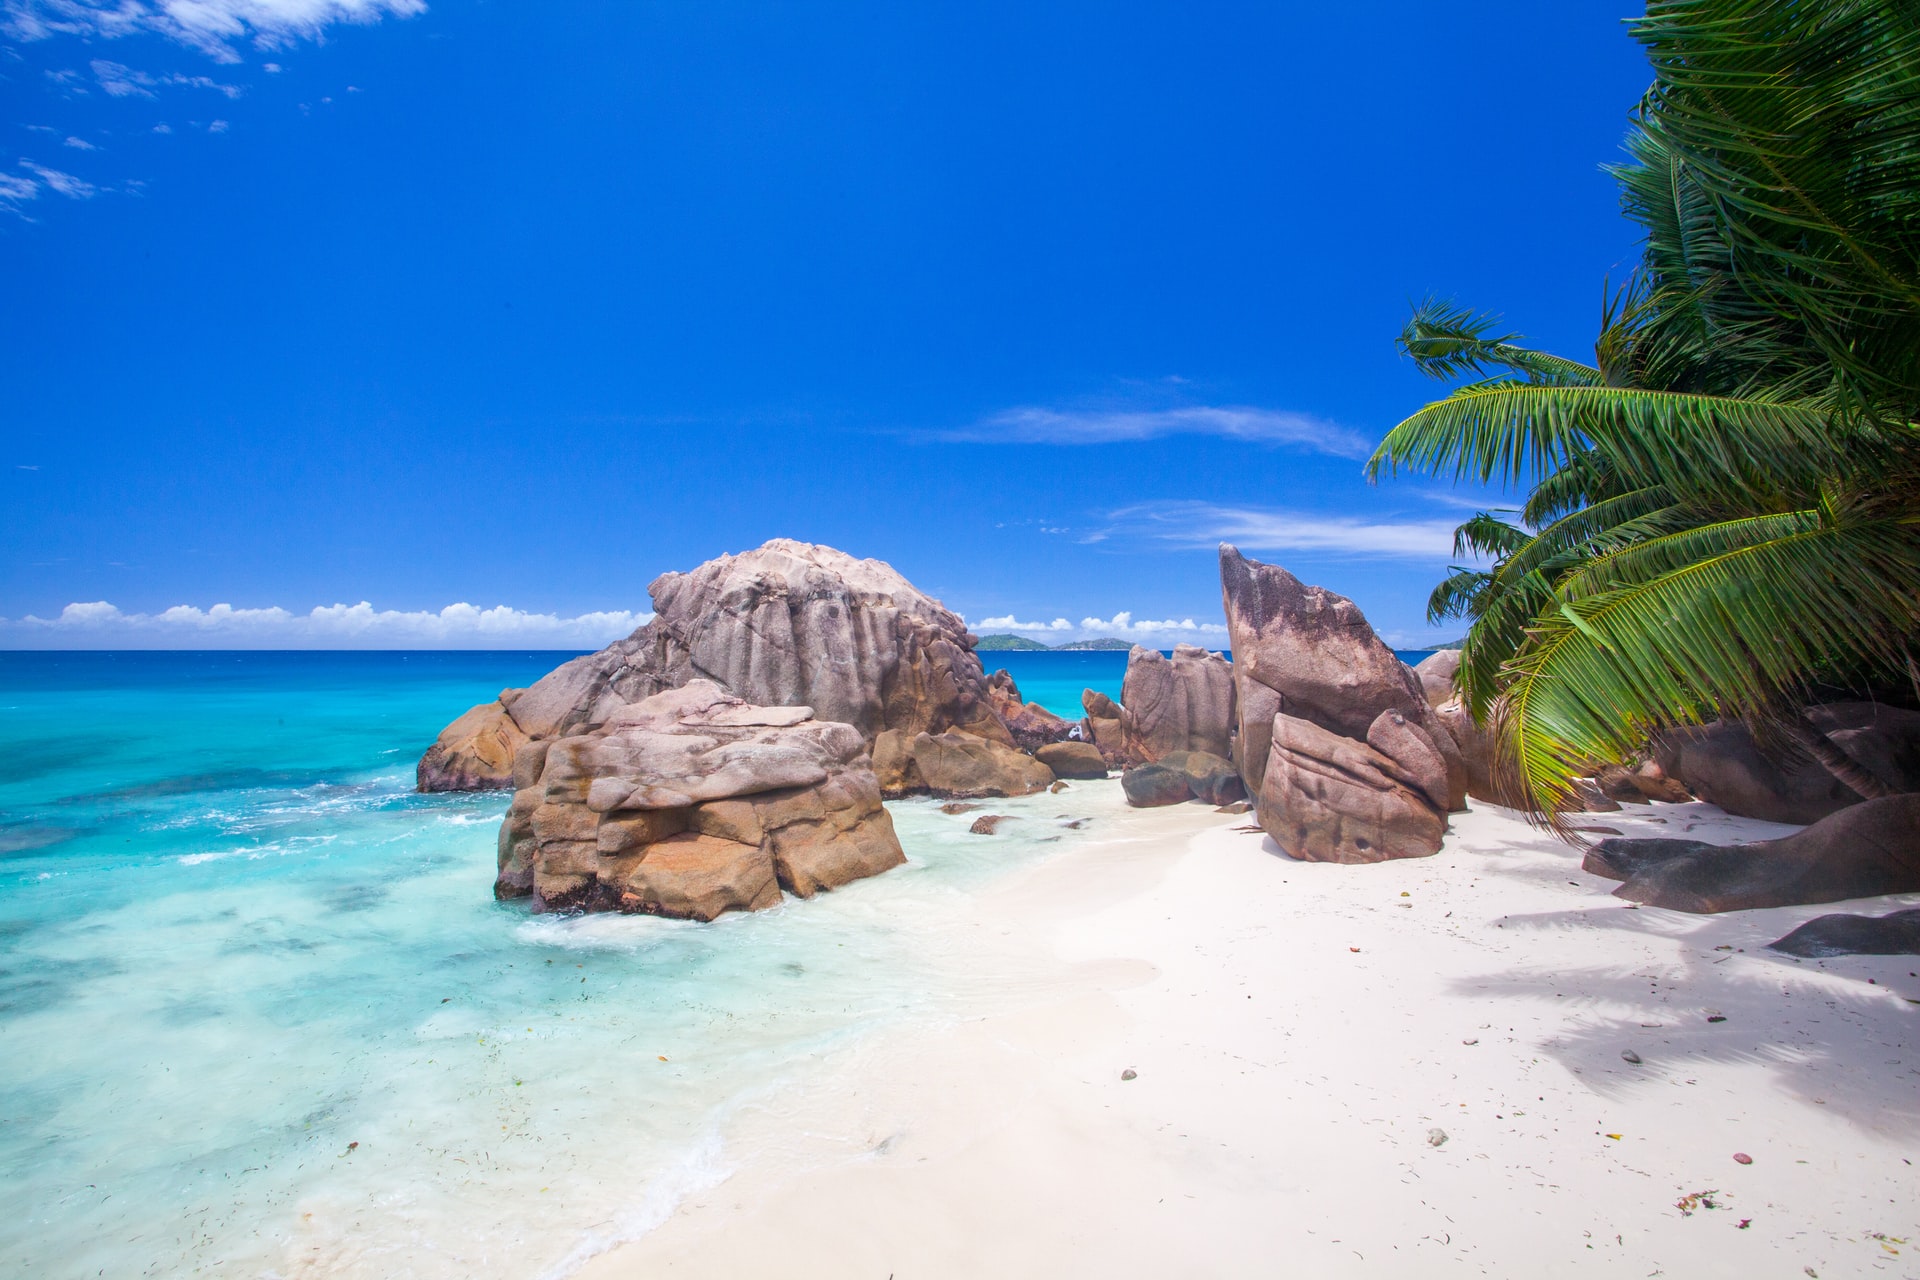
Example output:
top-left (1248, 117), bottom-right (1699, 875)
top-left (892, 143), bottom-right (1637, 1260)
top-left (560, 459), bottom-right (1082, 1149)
top-left (3, 0), bottom-right (1652, 649)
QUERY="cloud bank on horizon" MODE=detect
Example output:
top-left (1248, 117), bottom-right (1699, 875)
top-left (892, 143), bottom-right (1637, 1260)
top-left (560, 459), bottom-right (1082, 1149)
top-left (971, 610), bottom-right (1229, 644)
top-left (0, 600), bottom-right (648, 649)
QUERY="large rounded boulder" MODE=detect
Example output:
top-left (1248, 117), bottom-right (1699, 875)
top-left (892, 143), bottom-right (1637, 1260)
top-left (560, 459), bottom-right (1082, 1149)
top-left (419, 540), bottom-right (1012, 791)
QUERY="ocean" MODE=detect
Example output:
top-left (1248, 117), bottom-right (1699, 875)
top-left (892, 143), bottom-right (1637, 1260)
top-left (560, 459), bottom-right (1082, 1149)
top-left (0, 647), bottom-right (1431, 1276)
top-left (0, 651), bottom-right (1132, 1278)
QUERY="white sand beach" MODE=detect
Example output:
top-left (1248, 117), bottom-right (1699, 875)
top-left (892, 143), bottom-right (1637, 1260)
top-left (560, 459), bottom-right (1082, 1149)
top-left (583, 783), bottom-right (1919, 1279)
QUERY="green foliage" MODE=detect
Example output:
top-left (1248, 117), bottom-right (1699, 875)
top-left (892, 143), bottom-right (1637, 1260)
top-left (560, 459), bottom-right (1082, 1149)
top-left (1369, 0), bottom-right (1920, 824)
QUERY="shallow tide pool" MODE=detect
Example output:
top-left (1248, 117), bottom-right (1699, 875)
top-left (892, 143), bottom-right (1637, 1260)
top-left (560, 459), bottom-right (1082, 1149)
top-left (0, 652), bottom-right (1130, 1278)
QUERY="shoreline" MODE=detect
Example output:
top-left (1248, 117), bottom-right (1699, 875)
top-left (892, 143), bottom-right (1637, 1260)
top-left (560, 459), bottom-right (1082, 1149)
top-left (579, 787), bottom-right (1919, 1279)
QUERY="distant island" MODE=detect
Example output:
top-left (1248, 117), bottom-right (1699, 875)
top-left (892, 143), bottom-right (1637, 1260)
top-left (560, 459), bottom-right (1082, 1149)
top-left (976, 634), bottom-right (1133, 651)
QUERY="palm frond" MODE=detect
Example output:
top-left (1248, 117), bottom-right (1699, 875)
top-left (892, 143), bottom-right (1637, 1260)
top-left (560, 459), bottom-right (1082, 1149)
top-left (1397, 298), bottom-right (1601, 386)
top-left (1426, 567), bottom-right (1490, 625)
top-left (1451, 511), bottom-right (1530, 560)
top-left (1497, 517), bottom-right (1920, 817)
top-left (1368, 382), bottom-right (1849, 503)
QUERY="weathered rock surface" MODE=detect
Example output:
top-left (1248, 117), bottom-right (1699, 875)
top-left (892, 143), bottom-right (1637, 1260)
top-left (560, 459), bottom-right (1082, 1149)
top-left (1410, 650), bottom-right (1461, 709)
top-left (1590, 794), bottom-right (1920, 913)
top-left (1121, 762), bottom-right (1195, 808)
top-left (909, 731), bottom-right (1055, 799)
top-left (1256, 710), bottom-right (1447, 863)
top-left (1807, 702), bottom-right (1920, 793)
top-left (1080, 689), bottom-right (1128, 766)
top-left (422, 539), bottom-right (1010, 791)
top-left (985, 669), bottom-right (1079, 753)
top-left (1768, 908), bottom-right (1920, 957)
top-left (1433, 699), bottom-right (1510, 807)
top-left (1119, 644), bottom-right (1235, 764)
top-left (1035, 740), bottom-right (1110, 779)
top-left (418, 697), bottom-right (531, 791)
top-left (1653, 720), bottom-right (1858, 825)
top-left (1121, 750), bottom-right (1245, 808)
top-left (1652, 704), bottom-right (1920, 825)
top-left (1220, 545), bottom-right (1458, 860)
top-left (1221, 544), bottom-right (1433, 747)
top-left (495, 680), bottom-right (904, 918)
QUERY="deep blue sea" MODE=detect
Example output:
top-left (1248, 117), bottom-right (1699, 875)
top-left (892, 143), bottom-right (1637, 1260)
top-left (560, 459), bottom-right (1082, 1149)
top-left (0, 650), bottom-right (1145, 1278)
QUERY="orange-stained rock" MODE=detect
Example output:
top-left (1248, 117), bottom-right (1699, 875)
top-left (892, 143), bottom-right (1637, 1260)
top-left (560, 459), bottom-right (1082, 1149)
top-left (417, 697), bottom-right (530, 791)
top-left (600, 832), bottom-right (781, 921)
top-left (909, 731), bottom-right (1055, 799)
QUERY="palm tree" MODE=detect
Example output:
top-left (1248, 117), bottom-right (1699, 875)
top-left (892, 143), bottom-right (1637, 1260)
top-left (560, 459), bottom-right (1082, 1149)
top-left (1368, 0), bottom-right (1920, 822)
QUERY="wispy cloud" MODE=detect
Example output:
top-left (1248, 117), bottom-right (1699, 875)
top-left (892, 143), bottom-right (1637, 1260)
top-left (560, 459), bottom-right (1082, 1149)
top-left (89, 59), bottom-right (243, 98)
top-left (6, 0), bottom-right (424, 62)
top-left (0, 601), bottom-right (650, 650)
top-left (0, 172), bottom-right (40, 212)
top-left (20, 160), bottom-right (95, 198)
top-left (949, 404), bottom-right (1372, 456)
top-left (1100, 500), bottom-right (1469, 560)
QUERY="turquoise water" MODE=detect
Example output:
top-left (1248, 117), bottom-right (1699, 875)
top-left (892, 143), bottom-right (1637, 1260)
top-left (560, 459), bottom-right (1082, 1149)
top-left (0, 652), bottom-right (1130, 1278)
top-left (982, 649), bottom-right (1128, 716)
top-left (986, 649), bottom-right (1436, 717)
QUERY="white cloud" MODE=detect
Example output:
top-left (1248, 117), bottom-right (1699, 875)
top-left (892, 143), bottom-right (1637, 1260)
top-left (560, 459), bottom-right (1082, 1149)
top-left (967, 609), bottom-right (1227, 646)
top-left (8, 0), bottom-right (425, 61)
top-left (977, 614), bottom-right (1074, 632)
top-left (953, 404), bottom-right (1372, 456)
top-left (0, 600), bottom-right (652, 650)
top-left (1102, 500), bottom-right (1469, 560)
top-left (62, 135), bottom-right (97, 150)
top-left (208, 118), bottom-right (230, 132)
top-left (1077, 610), bottom-right (1229, 638)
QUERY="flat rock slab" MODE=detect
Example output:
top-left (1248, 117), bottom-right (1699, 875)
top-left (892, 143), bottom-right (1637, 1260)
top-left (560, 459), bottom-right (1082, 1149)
top-left (1768, 909), bottom-right (1920, 957)
top-left (1583, 838), bottom-right (1717, 882)
top-left (1599, 794), bottom-right (1920, 914)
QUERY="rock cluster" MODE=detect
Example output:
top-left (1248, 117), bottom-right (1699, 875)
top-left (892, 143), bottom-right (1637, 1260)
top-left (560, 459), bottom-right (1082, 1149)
top-left (420, 540), bottom-right (1026, 794)
top-left (497, 681), bottom-right (905, 918)
top-left (1219, 545), bottom-right (1464, 863)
